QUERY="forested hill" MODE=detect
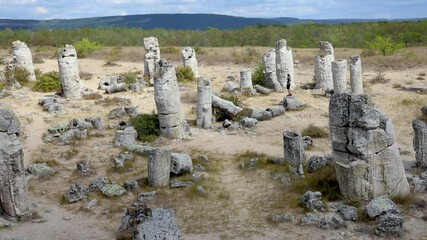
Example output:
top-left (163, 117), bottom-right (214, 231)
top-left (0, 13), bottom-right (424, 30)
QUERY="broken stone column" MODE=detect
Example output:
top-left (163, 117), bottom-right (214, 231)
top-left (11, 40), bottom-right (36, 81)
top-left (332, 60), bottom-right (347, 94)
top-left (275, 39), bottom-right (295, 89)
top-left (329, 93), bottom-right (410, 200)
top-left (413, 107), bottom-right (427, 167)
top-left (154, 59), bottom-right (190, 139)
top-left (283, 130), bottom-right (305, 166)
top-left (240, 68), bottom-right (253, 93)
top-left (181, 46), bottom-right (199, 78)
top-left (349, 56), bottom-right (363, 94)
top-left (144, 37), bottom-right (161, 84)
top-left (0, 108), bottom-right (30, 220)
top-left (148, 148), bottom-right (171, 187)
top-left (314, 41), bottom-right (334, 91)
top-left (57, 44), bottom-right (84, 99)
top-left (196, 77), bottom-right (212, 129)
top-left (262, 49), bottom-right (282, 91)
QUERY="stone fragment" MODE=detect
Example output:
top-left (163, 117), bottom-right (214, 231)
top-left (64, 184), bottom-right (88, 203)
top-left (181, 46), bottom-right (199, 77)
top-left (89, 177), bottom-right (109, 192)
top-left (134, 208), bottom-right (180, 240)
top-left (250, 108), bottom-right (272, 121)
top-left (349, 55), bottom-right (363, 94)
top-left (307, 155), bottom-right (331, 173)
top-left (84, 199), bottom-right (98, 210)
top-left (283, 130), bottom-right (305, 166)
top-left (262, 49), bottom-right (282, 91)
top-left (196, 185), bottom-right (207, 194)
top-left (108, 107), bottom-right (127, 119)
top-left (38, 96), bottom-right (65, 113)
top-left (148, 148), bottom-right (171, 187)
top-left (26, 163), bottom-right (56, 176)
top-left (300, 191), bottom-right (325, 211)
top-left (338, 204), bottom-right (357, 221)
top-left (124, 180), bottom-right (140, 191)
top-left (314, 41), bottom-right (334, 91)
top-left (240, 68), bottom-right (253, 93)
top-left (170, 152), bottom-right (193, 175)
top-left (114, 126), bottom-right (138, 147)
top-left (222, 81), bottom-right (239, 92)
top-left (239, 117), bottom-right (257, 128)
top-left (98, 75), bottom-right (122, 90)
top-left (85, 117), bottom-right (104, 130)
top-left (106, 83), bottom-right (128, 94)
top-left (276, 39), bottom-right (295, 89)
top-left (281, 96), bottom-right (306, 110)
top-left (332, 59), bottom-right (347, 94)
top-left (254, 84), bottom-right (271, 95)
top-left (366, 196), bottom-right (400, 219)
top-left (101, 184), bottom-right (126, 197)
top-left (266, 105), bottom-right (285, 117)
top-left (271, 214), bottom-right (295, 223)
top-left (57, 44), bottom-right (84, 99)
top-left (11, 40), bottom-right (36, 81)
top-left (154, 59), bottom-right (190, 139)
top-left (144, 37), bottom-right (160, 84)
top-left (138, 191), bottom-right (156, 202)
top-left (317, 216), bottom-right (346, 230)
top-left (300, 212), bottom-right (320, 226)
top-left (212, 94), bottom-right (242, 119)
top-left (0, 108), bottom-right (30, 219)
top-left (170, 180), bottom-right (194, 188)
top-left (196, 77), bottom-right (213, 129)
top-left (413, 118), bottom-right (427, 167)
top-left (374, 213), bottom-right (404, 237)
top-left (302, 136), bottom-right (313, 149)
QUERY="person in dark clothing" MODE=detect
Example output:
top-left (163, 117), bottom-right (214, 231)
top-left (286, 74), bottom-right (292, 96)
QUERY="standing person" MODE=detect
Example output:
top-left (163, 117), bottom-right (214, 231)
top-left (286, 74), bottom-right (292, 96)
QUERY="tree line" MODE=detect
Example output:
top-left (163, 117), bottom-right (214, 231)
top-left (0, 20), bottom-right (426, 48)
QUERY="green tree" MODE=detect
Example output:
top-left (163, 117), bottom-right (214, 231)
top-left (368, 35), bottom-right (404, 56)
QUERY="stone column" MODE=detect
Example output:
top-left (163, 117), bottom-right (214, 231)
top-left (329, 93), bottom-right (410, 200)
top-left (181, 46), bottom-right (199, 78)
top-left (144, 37), bottom-right (161, 85)
top-left (413, 106), bottom-right (427, 167)
top-left (12, 40), bottom-right (36, 81)
top-left (275, 39), bottom-right (295, 89)
top-left (314, 41), bottom-right (334, 91)
top-left (262, 49), bottom-right (282, 92)
top-left (283, 131), bottom-right (305, 166)
top-left (154, 59), bottom-right (190, 139)
top-left (349, 55), bottom-right (363, 94)
top-left (148, 148), bottom-right (171, 187)
top-left (240, 69), bottom-right (252, 93)
top-left (196, 77), bottom-right (212, 129)
top-left (0, 108), bottom-right (30, 220)
top-left (332, 59), bottom-right (347, 94)
top-left (57, 44), bottom-right (84, 99)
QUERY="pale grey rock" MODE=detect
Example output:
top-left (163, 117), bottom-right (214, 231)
top-left (262, 49), bottom-right (282, 91)
top-left (98, 75), bottom-right (122, 90)
top-left (250, 108), bottom-right (272, 121)
top-left (106, 83), bottom-right (128, 94)
top-left (283, 130), bottom-right (305, 166)
top-left (281, 96), bottom-right (306, 110)
top-left (329, 93), bottom-right (350, 127)
top-left (413, 118), bottom-right (427, 167)
top-left (170, 180), bottom-right (193, 188)
top-left (317, 216), bottom-right (346, 230)
top-left (338, 205), bottom-right (357, 221)
top-left (64, 184), bottom-right (88, 203)
top-left (222, 81), bottom-right (239, 92)
top-left (134, 208), bottom-right (181, 240)
top-left (196, 185), bottom-right (207, 194)
top-left (138, 191), bottom-right (156, 202)
top-left (349, 94), bottom-right (381, 129)
top-left (374, 213), bottom-right (404, 237)
top-left (124, 180), bottom-right (139, 191)
top-left (192, 172), bottom-right (203, 181)
top-left (101, 184), bottom-right (126, 197)
top-left (76, 160), bottom-right (90, 174)
top-left (196, 77), bottom-right (213, 129)
top-left (85, 117), bottom-right (104, 130)
top-left (26, 163), bottom-right (55, 176)
top-left (89, 177), bottom-right (108, 192)
top-left (254, 84), bottom-right (271, 95)
top-left (12, 40), bottom-right (36, 81)
top-left (38, 96), bottom-right (65, 113)
top-left (302, 136), bottom-right (313, 149)
top-left (239, 117), bottom-right (257, 128)
top-left (300, 191), bottom-right (325, 211)
top-left (84, 199), bottom-right (98, 210)
top-left (148, 148), bottom-right (171, 187)
top-left (57, 44), bottom-right (84, 99)
top-left (271, 214), bottom-right (294, 223)
top-left (114, 127), bottom-right (137, 147)
top-left (108, 107), bottom-right (127, 119)
top-left (307, 155), bottom-right (330, 173)
top-left (349, 55), bottom-right (363, 94)
top-left (276, 39), bottom-right (295, 89)
top-left (144, 37), bottom-right (160, 84)
top-left (300, 212), bottom-right (320, 226)
top-left (212, 94), bottom-right (242, 118)
top-left (366, 195), bottom-right (400, 219)
top-left (314, 41), bottom-right (334, 91)
top-left (332, 59), bottom-right (347, 94)
top-left (170, 152), bottom-right (193, 175)
top-left (240, 68), bottom-right (253, 93)
top-left (266, 105), bottom-right (285, 117)
top-left (181, 46), bottom-right (199, 77)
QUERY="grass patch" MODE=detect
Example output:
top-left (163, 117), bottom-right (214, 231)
top-left (401, 97), bottom-right (425, 106)
top-left (419, 73), bottom-right (426, 77)
top-left (416, 77), bottom-right (425, 80)
top-left (33, 159), bottom-right (60, 167)
top-left (162, 46), bottom-right (179, 54)
top-left (301, 124), bottom-right (328, 138)
top-left (83, 92), bottom-right (103, 100)
top-left (32, 71), bottom-right (60, 92)
top-left (369, 69), bottom-right (389, 84)
top-left (80, 71), bottom-right (93, 80)
top-left (251, 64), bottom-right (265, 86)
top-left (231, 47), bottom-right (260, 64)
top-left (4, 67), bottom-right (30, 86)
top-left (103, 46), bottom-right (121, 66)
top-left (392, 83), bottom-right (402, 88)
top-left (129, 113), bottom-right (161, 142)
top-left (123, 71), bottom-right (141, 84)
top-left (64, 148), bottom-right (79, 160)
top-left (175, 66), bottom-right (195, 82)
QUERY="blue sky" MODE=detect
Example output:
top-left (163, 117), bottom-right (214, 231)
top-left (0, 0), bottom-right (426, 20)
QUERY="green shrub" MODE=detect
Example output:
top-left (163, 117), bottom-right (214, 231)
top-left (220, 93), bottom-right (243, 107)
top-left (175, 66), bottom-right (195, 82)
top-left (123, 71), bottom-right (140, 84)
top-left (367, 35), bottom-right (404, 56)
top-left (4, 67), bottom-right (30, 86)
top-left (32, 71), bottom-right (60, 92)
top-left (193, 46), bottom-right (206, 55)
top-left (301, 124), bottom-right (328, 138)
top-left (103, 46), bottom-right (121, 66)
top-left (74, 38), bottom-right (102, 58)
top-left (129, 113), bottom-right (161, 142)
top-left (252, 64), bottom-right (265, 86)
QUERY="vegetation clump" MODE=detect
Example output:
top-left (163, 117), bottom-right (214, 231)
top-left (367, 35), bottom-right (404, 56)
top-left (129, 113), bottom-right (161, 142)
top-left (251, 64), bottom-right (265, 86)
top-left (74, 38), bottom-right (102, 58)
top-left (175, 66), bottom-right (195, 82)
top-left (301, 124), bottom-right (328, 138)
top-left (123, 71), bottom-right (140, 84)
top-left (4, 67), bottom-right (30, 86)
top-left (32, 71), bottom-right (61, 92)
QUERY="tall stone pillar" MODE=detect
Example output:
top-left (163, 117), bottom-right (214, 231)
top-left (181, 46), bottom-right (199, 78)
top-left (283, 131), bottom-right (305, 166)
top-left (148, 148), bottom-right (171, 187)
top-left (262, 49), bottom-right (282, 92)
top-left (196, 77), bottom-right (212, 129)
top-left (0, 108), bottom-right (30, 220)
top-left (144, 37), bottom-right (161, 85)
top-left (154, 59), bottom-right (190, 139)
top-left (11, 40), bottom-right (36, 81)
top-left (275, 39), bottom-right (295, 89)
top-left (332, 59), bottom-right (347, 94)
top-left (57, 44), bottom-right (84, 99)
top-left (314, 41), bottom-right (334, 91)
top-left (349, 55), bottom-right (363, 94)
top-left (240, 69), bottom-right (252, 93)
top-left (413, 106), bottom-right (427, 167)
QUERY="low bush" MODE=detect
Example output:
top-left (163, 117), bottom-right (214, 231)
top-left (301, 124), bottom-right (328, 138)
top-left (129, 113), bottom-right (161, 142)
top-left (175, 66), bottom-right (195, 82)
top-left (252, 64), bottom-right (264, 86)
top-left (123, 71), bottom-right (140, 84)
top-left (74, 38), bottom-right (102, 58)
top-left (32, 71), bottom-right (61, 92)
top-left (4, 67), bottom-right (30, 86)
top-left (369, 69), bottom-right (389, 84)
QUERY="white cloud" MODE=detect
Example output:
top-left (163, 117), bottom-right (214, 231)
top-left (106, 0), bottom-right (153, 4)
top-left (35, 6), bottom-right (47, 14)
top-left (0, 0), bottom-right (36, 4)
top-left (119, 10), bottom-right (128, 16)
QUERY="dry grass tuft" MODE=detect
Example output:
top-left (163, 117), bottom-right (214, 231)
top-left (301, 124), bottom-right (328, 138)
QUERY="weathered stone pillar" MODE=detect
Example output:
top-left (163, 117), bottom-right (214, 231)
top-left (196, 77), bottom-right (212, 129)
top-left (283, 131), bottom-right (305, 166)
top-left (0, 108), bottom-right (30, 220)
top-left (349, 55), bottom-right (363, 94)
top-left (181, 46), bottom-right (199, 78)
top-left (275, 39), bottom-right (295, 89)
top-left (329, 93), bottom-right (410, 200)
top-left (148, 148), bottom-right (171, 187)
top-left (57, 44), bottom-right (84, 99)
top-left (240, 69), bottom-right (252, 93)
top-left (332, 59), bottom-right (347, 94)
top-left (413, 106), bottom-right (427, 167)
top-left (144, 37), bottom-right (161, 84)
top-left (11, 40), bottom-right (36, 81)
top-left (262, 49), bottom-right (282, 92)
top-left (154, 59), bottom-right (190, 139)
top-left (314, 41), bottom-right (334, 91)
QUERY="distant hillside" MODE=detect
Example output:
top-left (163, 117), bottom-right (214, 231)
top-left (0, 14), bottom-right (425, 30)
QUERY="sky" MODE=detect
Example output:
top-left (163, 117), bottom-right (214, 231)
top-left (0, 0), bottom-right (426, 20)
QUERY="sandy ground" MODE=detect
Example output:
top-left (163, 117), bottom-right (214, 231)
top-left (0, 48), bottom-right (426, 240)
